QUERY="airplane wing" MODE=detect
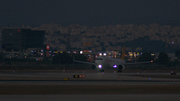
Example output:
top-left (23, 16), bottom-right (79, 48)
top-left (124, 61), bottom-right (152, 65)
top-left (74, 60), bottom-right (96, 65)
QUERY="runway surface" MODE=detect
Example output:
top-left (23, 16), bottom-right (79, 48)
top-left (0, 72), bottom-right (180, 101)
top-left (0, 72), bottom-right (180, 85)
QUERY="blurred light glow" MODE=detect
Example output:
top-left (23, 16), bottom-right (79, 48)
top-left (99, 53), bottom-right (102, 56)
top-left (129, 53), bottom-right (133, 56)
top-left (98, 65), bottom-right (102, 68)
top-left (113, 65), bottom-right (117, 68)
top-left (80, 51), bottom-right (83, 54)
top-left (103, 53), bottom-right (106, 56)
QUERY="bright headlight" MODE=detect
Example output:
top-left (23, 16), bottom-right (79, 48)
top-left (98, 65), bottom-right (102, 69)
top-left (113, 65), bottom-right (117, 68)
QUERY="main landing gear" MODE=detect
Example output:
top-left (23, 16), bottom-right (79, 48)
top-left (99, 69), bottom-right (104, 72)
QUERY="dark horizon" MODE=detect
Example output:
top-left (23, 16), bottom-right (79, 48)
top-left (0, 0), bottom-right (180, 27)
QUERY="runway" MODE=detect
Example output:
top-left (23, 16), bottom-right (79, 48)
top-left (0, 72), bottom-right (180, 84)
top-left (0, 72), bottom-right (180, 101)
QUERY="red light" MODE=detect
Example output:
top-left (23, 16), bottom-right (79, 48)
top-left (46, 45), bottom-right (50, 50)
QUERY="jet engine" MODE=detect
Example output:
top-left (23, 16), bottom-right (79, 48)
top-left (118, 65), bottom-right (125, 72)
top-left (91, 65), bottom-right (96, 70)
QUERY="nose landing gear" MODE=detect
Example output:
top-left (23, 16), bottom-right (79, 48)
top-left (99, 69), bottom-right (104, 72)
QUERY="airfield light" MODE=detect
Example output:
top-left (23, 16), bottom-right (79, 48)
top-left (98, 65), bottom-right (102, 69)
top-left (99, 53), bottom-right (102, 56)
top-left (151, 54), bottom-right (154, 56)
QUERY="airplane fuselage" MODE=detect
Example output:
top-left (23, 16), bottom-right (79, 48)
top-left (95, 57), bottom-right (126, 71)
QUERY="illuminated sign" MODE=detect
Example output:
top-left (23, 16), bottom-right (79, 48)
top-left (46, 45), bottom-right (50, 50)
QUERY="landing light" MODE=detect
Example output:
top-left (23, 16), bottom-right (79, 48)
top-left (113, 65), bottom-right (117, 68)
top-left (98, 65), bottom-right (102, 69)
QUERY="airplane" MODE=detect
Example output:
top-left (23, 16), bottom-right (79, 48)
top-left (74, 46), bottom-right (152, 72)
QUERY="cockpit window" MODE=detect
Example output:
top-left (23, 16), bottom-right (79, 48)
top-left (96, 58), bottom-right (103, 60)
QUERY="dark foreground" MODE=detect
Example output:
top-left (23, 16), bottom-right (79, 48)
top-left (0, 85), bottom-right (180, 95)
top-left (1, 94), bottom-right (180, 101)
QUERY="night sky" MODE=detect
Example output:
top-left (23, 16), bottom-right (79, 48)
top-left (0, 0), bottom-right (180, 26)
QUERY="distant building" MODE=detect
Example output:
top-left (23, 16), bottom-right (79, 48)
top-left (2, 29), bottom-right (45, 52)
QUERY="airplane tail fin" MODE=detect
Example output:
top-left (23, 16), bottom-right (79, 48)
top-left (120, 46), bottom-right (125, 60)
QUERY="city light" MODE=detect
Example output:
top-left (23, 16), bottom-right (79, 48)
top-left (151, 54), bottom-right (154, 56)
top-left (80, 51), bottom-right (83, 54)
top-left (99, 53), bottom-right (102, 56)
